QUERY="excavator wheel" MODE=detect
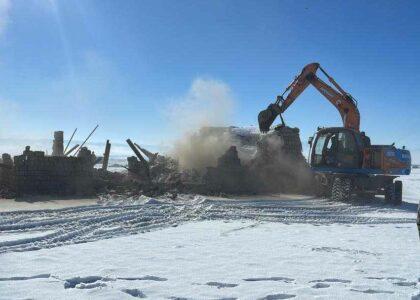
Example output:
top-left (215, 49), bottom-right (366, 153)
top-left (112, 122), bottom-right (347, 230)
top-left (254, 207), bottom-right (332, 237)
top-left (331, 177), bottom-right (353, 202)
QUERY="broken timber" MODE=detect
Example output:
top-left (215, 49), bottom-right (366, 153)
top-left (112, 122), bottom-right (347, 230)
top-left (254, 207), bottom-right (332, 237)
top-left (102, 140), bottom-right (111, 171)
top-left (134, 143), bottom-right (158, 163)
top-left (126, 139), bottom-right (150, 180)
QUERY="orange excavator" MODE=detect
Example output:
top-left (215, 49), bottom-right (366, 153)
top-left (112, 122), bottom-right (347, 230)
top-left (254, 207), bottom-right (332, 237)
top-left (258, 63), bottom-right (411, 205)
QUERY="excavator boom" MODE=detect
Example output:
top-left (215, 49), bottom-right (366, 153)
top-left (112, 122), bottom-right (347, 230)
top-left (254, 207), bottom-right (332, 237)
top-left (258, 63), bottom-right (360, 132)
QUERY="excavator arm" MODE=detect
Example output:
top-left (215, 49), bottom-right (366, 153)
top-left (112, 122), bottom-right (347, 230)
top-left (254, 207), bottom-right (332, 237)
top-left (258, 63), bottom-right (360, 132)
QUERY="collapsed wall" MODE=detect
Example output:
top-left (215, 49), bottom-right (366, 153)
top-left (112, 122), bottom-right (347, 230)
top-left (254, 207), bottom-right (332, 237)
top-left (0, 154), bottom-right (15, 198)
top-left (15, 154), bottom-right (93, 196)
top-left (199, 125), bottom-right (313, 194)
top-left (0, 146), bottom-right (98, 197)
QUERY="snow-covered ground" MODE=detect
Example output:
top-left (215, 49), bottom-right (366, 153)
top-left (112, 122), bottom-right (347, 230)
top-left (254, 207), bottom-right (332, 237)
top-left (0, 171), bottom-right (419, 299)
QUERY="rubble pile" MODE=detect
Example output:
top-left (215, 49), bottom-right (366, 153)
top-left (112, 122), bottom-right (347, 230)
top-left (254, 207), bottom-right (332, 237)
top-left (122, 125), bottom-right (312, 196)
top-left (0, 126), bottom-right (313, 199)
top-left (249, 126), bottom-right (313, 193)
top-left (201, 126), bottom-right (312, 194)
top-left (204, 146), bottom-right (256, 194)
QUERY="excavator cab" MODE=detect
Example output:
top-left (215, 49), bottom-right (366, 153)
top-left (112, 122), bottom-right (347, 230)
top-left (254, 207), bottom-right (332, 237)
top-left (309, 126), bottom-right (411, 205)
top-left (310, 128), bottom-right (362, 170)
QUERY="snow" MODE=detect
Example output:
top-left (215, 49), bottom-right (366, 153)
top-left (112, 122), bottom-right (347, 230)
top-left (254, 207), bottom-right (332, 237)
top-left (0, 171), bottom-right (419, 299)
top-left (0, 221), bottom-right (418, 299)
top-left (0, 196), bottom-right (97, 212)
top-left (402, 168), bottom-right (420, 203)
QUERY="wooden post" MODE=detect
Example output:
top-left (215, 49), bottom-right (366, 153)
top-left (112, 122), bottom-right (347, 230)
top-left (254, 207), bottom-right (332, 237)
top-left (64, 128), bottom-right (77, 154)
top-left (134, 143), bottom-right (158, 162)
top-left (126, 139), bottom-right (150, 179)
top-left (74, 125), bottom-right (99, 156)
top-left (65, 144), bottom-right (80, 156)
top-left (102, 140), bottom-right (111, 171)
top-left (126, 139), bottom-right (147, 164)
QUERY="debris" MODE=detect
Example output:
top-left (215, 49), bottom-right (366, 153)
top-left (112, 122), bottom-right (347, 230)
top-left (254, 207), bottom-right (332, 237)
top-left (126, 139), bottom-right (148, 164)
top-left (65, 144), bottom-right (79, 156)
top-left (250, 126), bottom-right (312, 193)
top-left (74, 125), bottom-right (99, 156)
top-left (1, 153), bottom-right (13, 167)
top-left (64, 128), bottom-right (77, 154)
top-left (102, 140), bottom-right (111, 171)
top-left (205, 146), bottom-right (254, 194)
top-left (135, 143), bottom-right (158, 163)
top-left (0, 125), bottom-right (313, 199)
top-left (126, 139), bottom-right (150, 181)
top-left (52, 131), bottom-right (64, 156)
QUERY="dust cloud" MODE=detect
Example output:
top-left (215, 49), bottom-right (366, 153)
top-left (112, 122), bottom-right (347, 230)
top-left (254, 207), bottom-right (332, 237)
top-left (171, 128), bottom-right (232, 171)
top-left (164, 77), bottom-right (313, 194)
top-left (166, 78), bottom-right (237, 172)
top-left (251, 132), bottom-right (313, 193)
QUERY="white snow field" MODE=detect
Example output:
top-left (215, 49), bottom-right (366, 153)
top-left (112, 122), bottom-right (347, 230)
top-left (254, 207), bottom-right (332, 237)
top-left (0, 171), bottom-right (419, 299)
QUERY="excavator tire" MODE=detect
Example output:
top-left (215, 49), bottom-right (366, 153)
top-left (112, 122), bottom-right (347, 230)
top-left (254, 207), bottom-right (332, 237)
top-left (331, 177), bottom-right (352, 202)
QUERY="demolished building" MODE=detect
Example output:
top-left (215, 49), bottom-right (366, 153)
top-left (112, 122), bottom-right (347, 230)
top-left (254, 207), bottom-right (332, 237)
top-left (0, 124), bottom-right (313, 199)
top-left (125, 125), bottom-right (313, 195)
top-left (0, 130), bottom-right (100, 197)
top-left (203, 125), bottom-right (312, 194)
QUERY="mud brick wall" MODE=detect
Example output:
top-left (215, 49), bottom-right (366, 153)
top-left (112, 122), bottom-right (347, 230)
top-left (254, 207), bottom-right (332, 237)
top-left (14, 154), bottom-right (94, 196)
top-left (0, 164), bottom-right (14, 189)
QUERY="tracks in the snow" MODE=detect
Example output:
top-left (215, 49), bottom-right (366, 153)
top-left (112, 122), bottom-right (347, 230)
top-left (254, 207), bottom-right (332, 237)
top-left (0, 202), bottom-right (191, 253)
top-left (0, 197), bottom-right (415, 253)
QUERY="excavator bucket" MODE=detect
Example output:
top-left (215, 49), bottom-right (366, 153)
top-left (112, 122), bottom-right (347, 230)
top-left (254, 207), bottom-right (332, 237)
top-left (258, 103), bottom-right (280, 133)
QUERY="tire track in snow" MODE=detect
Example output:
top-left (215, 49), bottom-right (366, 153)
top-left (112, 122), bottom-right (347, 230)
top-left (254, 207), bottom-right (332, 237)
top-left (0, 196), bottom-right (415, 253)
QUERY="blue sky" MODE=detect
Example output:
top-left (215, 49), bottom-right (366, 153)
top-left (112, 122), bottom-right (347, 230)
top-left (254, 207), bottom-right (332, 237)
top-left (0, 0), bottom-right (419, 161)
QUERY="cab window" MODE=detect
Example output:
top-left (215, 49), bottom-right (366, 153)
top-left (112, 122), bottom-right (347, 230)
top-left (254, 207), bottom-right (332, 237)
top-left (312, 130), bottom-right (360, 168)
top-left (338, 132), bottom-right (356, 154)
top-left (313, 133), bottom-right (328, 166)
top-left (335, 131), bottom-right (359, 168)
